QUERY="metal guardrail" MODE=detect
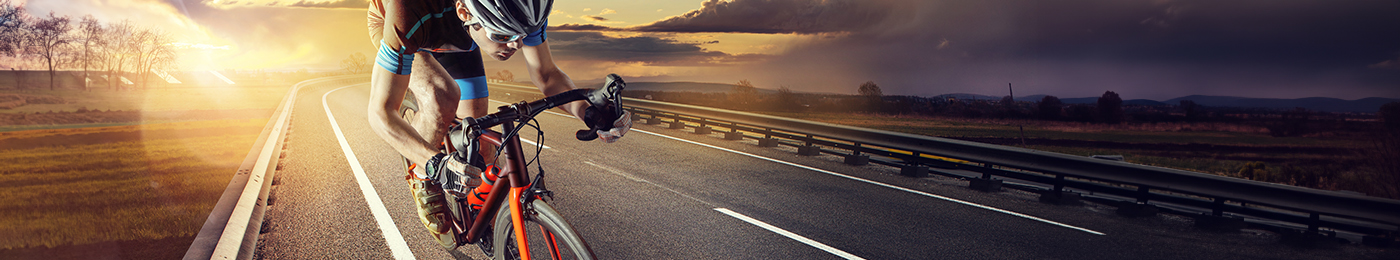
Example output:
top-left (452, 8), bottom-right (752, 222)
top-left (620, 97), bottom-right (1400, 238)
top-left (184, 75), bottom-right (369, 260)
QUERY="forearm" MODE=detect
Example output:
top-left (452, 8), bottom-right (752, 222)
top-left (368, 69), bottom-right (439, 164)
top-left (533, 67), bottom-right (589, 119)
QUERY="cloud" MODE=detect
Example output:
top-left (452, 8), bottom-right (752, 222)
top-left (629, 0), bottom-right (900, 34)
top-left (598, 8), bottom-right (615, 15)
top-left (546, 31), bottom-right (768, 66)
top-left (203, 0), bottom-right (368, 9)
top-left (727, 0), bottom-right (1400, 99)
top-left (580, 15), bottom-right (608, 22)
top-left (550, 23), bottom-right (613, 31)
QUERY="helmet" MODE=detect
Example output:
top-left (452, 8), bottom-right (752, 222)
top-left (461, 0), bottom-right (553, 36)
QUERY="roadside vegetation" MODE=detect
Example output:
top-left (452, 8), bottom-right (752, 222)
top-left (624, 80), bottom-right (1400, 199)
top-left (0, 119), bottom-right (264, 251)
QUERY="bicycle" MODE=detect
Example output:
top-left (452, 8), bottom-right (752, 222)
top-left (398, 74), bottom-right (627, 260)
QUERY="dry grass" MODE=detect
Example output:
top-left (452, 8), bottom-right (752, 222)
top-left (0, 85), bottom-right (290, 114)
top-left (0, 119), bottom-right (265, 249)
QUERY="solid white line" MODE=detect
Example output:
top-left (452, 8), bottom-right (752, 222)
top-left (324, 85), bottom-right (416, 260)
top-left (633, 129), bottom-right (1107, 236)
top-left (714, 208), bottom-right (866, 260)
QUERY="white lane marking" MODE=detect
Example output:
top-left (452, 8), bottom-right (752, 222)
top-left (484, 100), bottom-right (552, 149)
top-left (632, 128), bottom-right (1107, 236)
top-left (324, 85), bottom-right (416, 260)
top-left (504, 88), bottom-right (1104, 235)
top-left (583, 161), bottom-right (857, 258)
top-left (715, 208), bottom-right (867, 260)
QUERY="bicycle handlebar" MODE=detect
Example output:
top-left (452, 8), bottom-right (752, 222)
top-left (461, 74), bottom-right (626, 139)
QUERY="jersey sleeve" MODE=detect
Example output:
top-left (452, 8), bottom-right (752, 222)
top-left (523, 19), bottom-right (548, 47)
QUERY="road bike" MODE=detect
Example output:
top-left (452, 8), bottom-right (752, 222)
top-left (398, 74), bottom-right (627, 260)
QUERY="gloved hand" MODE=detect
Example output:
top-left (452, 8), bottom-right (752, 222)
top-left (423, 153), bottom-right (478, 195)
top-left (582, 105), bottom-right (632, 143)
top-left (597, 110), bottom-right (632, 143)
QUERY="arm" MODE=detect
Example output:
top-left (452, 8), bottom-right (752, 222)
top-left (520, 41), bottom-right (590, 121)
top-left (367, 61), bottom-right (438, 164)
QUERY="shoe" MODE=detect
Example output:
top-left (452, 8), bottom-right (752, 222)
top-left (407, 165), bottom-right (457, 248)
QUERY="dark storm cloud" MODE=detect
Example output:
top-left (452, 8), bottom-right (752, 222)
top-left (730, 0), bottom-right (1400, 99)
top-left (546, 31), bottom-right (767, 66)
top-left (549, 23), bottom-right (614, 31)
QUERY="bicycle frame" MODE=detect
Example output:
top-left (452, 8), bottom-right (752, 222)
top-left (453, 108), bottom-right (552, 260)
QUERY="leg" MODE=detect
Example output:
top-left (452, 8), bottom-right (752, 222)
top-left (406, 51), bottom-right (462, 150)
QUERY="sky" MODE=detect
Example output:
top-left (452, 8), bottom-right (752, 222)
top-left (13, 0), bottom-right (1400, 100)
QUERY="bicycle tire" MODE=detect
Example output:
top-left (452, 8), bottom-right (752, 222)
top-left (492, 199), bottom-right (596, 260)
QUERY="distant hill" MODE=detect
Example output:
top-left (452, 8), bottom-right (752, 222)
top-left (602, 82), bottom-right (1398, 113)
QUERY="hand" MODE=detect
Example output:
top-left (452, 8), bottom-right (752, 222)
top-left (582, 105), bottom-right (631, 143)
top-left (596, 110), bottom-right (632, 143)
top-left (423, 153), bottom-right (478, 195)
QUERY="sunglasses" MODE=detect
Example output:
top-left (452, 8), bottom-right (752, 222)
top-left (463, 20), bottom-right (526, 44)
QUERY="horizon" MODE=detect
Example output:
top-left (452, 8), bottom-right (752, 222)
top-left (7, 0), bottom-right (1399, 100)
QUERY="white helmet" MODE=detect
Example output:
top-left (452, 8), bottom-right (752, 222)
top-left (461, 0), bottom-right (553, 36)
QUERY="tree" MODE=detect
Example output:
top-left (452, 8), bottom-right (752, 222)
top-left (495, 69), bottom-right (513, 82)
top-left (0, 0), bottom-right (26, 57)
top-left (1180, 100), bottom-right (1201, 121)
top-left (1097, 91), bottom-right (1123, 124)
top-left (730, 79), bottom-right (758, 108)
top-left (775, 86), bottom-right (798, 111)
top-left (1379, 101), bottom-right (1400, 132)
top-left (858, 81), bottom-right (882, 112)
top-left (102, 20), bottom-right (133, 90)
top-left (1037, 95), bottom-right (1063, 120)
top-left (75, 15), bottom-right (103, 91)
top-left (26, 12), bottom-right (72, 90)
top-left (340, 52), bottom-right (368, 74)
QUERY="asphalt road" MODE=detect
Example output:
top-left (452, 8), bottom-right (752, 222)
top-left (251, 82), bottom-right (1394, 260)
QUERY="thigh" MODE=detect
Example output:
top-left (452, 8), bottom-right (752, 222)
top-left (431, 51), bottom-right (489, 119)
top-left (407, 52), bottom-right (461, 144)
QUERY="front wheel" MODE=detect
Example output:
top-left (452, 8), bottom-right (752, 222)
top-left (492, 199), bottom-right (596, 260)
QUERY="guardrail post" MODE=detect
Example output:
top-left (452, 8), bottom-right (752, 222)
top-left (1039, 174), bottom-right (1081, 205)
top-left (643, 113), bottom-right (660, 125)
top-left (901, 163), bottom-right (929, 177)
top-left (1116, 186), bottom-right (1159, 217)
top-left (797, 134), bottom-right (820, 156)
top-left (844, 143), bottom-right (869, 165)
top-left (724, 128), bottom-right (744, 140)
top-left (695, 119), bottom-right (713, 135)
top-left (668, 116), bottom-right (686, 129)
top-left (1194, 198), bottom-right (1245, 231)
top-left (758, 128), bottom-right (779, 147)
top-left (968, 164), bottom-right (1003, 192)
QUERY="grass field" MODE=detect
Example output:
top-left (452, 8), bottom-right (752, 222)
top-left (0, 119), bottom-right (265, 252)
top-left (0, 83), bottom-right (286, 258)
top-left (0, 84), bottom-right (290, 114)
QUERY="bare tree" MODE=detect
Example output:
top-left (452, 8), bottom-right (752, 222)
top-left (0, 0), bottom-right (26, 58)
top-left (26, 11), bottom-right (72, 90)
top-left (731, 79), bottom-right (758, 107)
top-left (340, 52), bottom-right (367, 74)
top-left (103, 20), bottom-right (133, 90)
top-left (75, 15), bottom-right (103, 91)
top-left (131, 29), bottom-right (172, 89)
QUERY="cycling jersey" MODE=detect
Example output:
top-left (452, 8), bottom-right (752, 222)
top-left (368, 0), bottom-right (546, 100)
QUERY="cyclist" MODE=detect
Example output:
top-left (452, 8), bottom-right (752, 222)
top-left (364, 0), bottom-right (632, 248)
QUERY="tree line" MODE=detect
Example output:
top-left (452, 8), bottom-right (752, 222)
top-left (0, 0), bottom-right (176, 91)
